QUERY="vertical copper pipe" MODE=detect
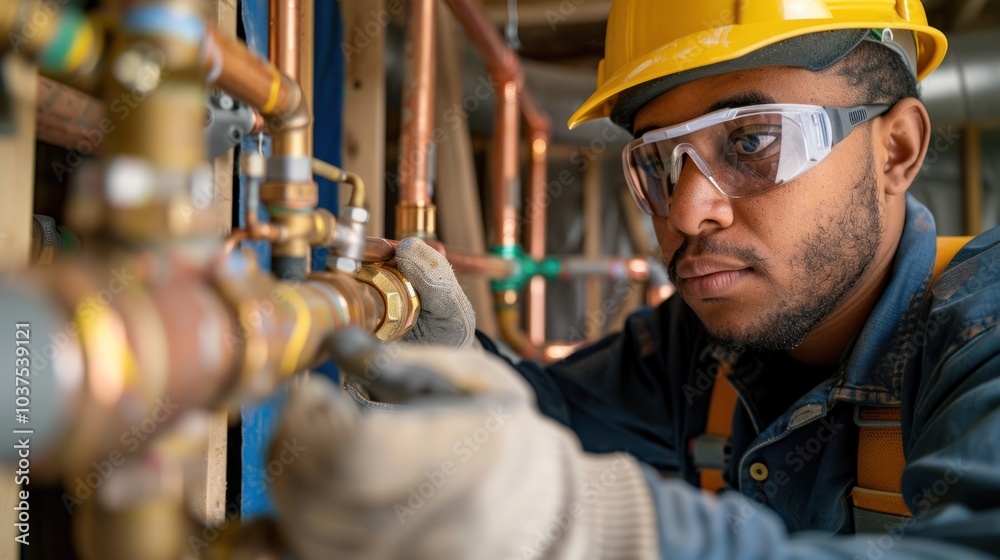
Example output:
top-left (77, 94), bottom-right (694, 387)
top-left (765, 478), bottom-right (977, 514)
top-left (443, 0), bottom-right (522, 249)
top-left (494, 80), bottom-right (520, 248)
top-left (269, 0), bottom-right (300, 81)
top-left (522, 92), bottom-right (550, 347)
top-left (399, 0), bottom-right (436, 204)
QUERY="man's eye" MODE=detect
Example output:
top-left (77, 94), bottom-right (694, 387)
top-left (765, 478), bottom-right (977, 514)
top-left (730, 128), bottom-right (780, 157)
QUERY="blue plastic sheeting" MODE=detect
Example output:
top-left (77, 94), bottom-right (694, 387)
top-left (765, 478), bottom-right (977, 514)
top-left (239, 0), bottom-right (277, 522)
top-left (309, 1), bottom-right (344, 382)
top-left (311, 0), bottom-right (345, 272)
top-left (240, 0), bottom-right (344, 521)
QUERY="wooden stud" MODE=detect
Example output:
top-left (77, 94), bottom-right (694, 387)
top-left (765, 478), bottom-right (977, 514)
top-left (434, 3), bottom-right (499, 338)
top-left (341, 0), bottom-right (387, 236)
top-left (184, 0), bottom-right (237, 530)
top-left (0, 53), bottom-right (37, 560)
top-left (964, 123), bottom-right (983, 236)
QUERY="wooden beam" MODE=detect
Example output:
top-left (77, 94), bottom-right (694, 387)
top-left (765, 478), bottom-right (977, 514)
top-left (434, 4), bottom-right (499, 338)
top-left (964, 123), bottom-right (984, 236)
top-left (185, 0), bottom-right (236, 530)
top-left (0, 53), bottom-right (37, 560)
top-left (0, 57), bottom-right (36, 272)
top-left (341, 0), bottom-right (387, 236)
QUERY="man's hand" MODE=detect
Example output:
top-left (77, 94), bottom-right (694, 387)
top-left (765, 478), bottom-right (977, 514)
top-left (395, 237), bottom-right (476, 349)
top-left (269, 333), bottom-right (660, 560)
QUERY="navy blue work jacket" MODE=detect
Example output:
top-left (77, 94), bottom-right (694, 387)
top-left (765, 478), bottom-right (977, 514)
top-left (480, 195), bottom-right (1000, 559)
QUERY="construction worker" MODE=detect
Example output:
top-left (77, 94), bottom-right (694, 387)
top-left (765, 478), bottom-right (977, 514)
top-left (269, 1), bottom-right (1000, 558)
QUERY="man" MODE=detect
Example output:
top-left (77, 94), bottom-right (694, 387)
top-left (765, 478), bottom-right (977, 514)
top-left (270, 1), bottom-right (1000, 558)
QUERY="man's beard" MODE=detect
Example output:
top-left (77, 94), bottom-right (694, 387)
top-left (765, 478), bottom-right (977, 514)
top-left (699, 158), bottom-right (884, 352)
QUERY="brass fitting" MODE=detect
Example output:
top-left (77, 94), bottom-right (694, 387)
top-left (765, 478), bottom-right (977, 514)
top-left (310, 208), bottom-right (338, 247)
top-left (356, 263), bottom-right (420, 341)
top-left (396, 200), bottom-right (437, 239)
top-left (260, 180), bottom-right (319, 211)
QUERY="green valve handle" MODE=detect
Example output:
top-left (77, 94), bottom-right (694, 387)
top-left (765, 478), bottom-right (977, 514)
top-left (488, 245), bottom-right (561, 292)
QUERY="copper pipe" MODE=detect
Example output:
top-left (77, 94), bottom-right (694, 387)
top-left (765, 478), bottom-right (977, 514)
top-left (361, 236), bottom-right (513, 277)
top-left (443, 0), bottom-right (523, 249)
top-left (223, 229), bottom-right (250, 254)
top-left (363, 237), bottom-right (446, 263)
top-left (396, 0), bottom-right (439, 238)
top-left (443, 0), bottom-right (522, 85)
top-left (7, 250), bottom-right (388, 481)
top-left (559, 257), bottom-right (651, 282)
top-left (399, 0), bottom-right (436, 206)
top-left (269, 0), bottom-right (300, 82)
top-left (522, 92), bottom-right (550, 347)
top-left (204, 27), bottom-right (296, 118)
top-left (446, 250), bottom-right (515, 278)
top-left (494, 80), bottom-right (520, 248)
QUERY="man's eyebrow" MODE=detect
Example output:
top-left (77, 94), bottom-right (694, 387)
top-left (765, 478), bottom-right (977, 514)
top-left (634, 91), bottom-right (777, 137)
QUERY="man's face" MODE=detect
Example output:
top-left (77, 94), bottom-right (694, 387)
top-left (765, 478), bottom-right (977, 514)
top-left (633, 66), bottom-right (885, 351)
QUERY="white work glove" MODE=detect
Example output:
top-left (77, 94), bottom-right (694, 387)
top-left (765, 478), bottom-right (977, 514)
top-left (395, 237), bottom-right (477, 349)
top-left (269, 331), bottom-right (660, 560)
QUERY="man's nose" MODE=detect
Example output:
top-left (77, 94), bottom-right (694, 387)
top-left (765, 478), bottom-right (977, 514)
top-left (666, 156), bottom-right (734, 237)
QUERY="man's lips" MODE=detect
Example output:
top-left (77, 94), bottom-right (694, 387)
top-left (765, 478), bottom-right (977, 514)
top-left (675, 259), bottom-right (752, 299)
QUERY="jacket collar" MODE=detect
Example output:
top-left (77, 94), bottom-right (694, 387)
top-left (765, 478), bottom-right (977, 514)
top-left (831, 194), bottom-right (938, 405)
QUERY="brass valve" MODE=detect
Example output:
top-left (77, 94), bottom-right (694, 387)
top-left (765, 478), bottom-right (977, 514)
top-left (356, 263), bottom-right (420, 341)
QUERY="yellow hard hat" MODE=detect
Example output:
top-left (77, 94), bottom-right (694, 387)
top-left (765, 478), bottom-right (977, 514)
top-left (568, 0), bottom-right (948, 130)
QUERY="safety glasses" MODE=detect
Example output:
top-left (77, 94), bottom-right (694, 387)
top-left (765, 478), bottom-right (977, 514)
top-left (622, 103), bottom-right (890, 217)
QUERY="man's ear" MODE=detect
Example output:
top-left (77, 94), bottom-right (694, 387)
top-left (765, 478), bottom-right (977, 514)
top-left (876, 98), bottom-right (931, 196)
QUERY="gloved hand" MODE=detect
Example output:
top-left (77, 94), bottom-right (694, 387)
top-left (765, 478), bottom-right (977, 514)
top-left (269, 332), bottom-right (660, 560)
top-left (395, 237), bottom-right (477, 349)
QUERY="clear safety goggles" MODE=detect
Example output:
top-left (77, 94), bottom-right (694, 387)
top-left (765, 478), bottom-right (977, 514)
top-left (622, 103), bottom-right (890, 217)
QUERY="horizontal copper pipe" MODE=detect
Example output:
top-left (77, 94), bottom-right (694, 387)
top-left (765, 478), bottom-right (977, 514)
top-left (362, 237), bottom-right (513, 278)
top-left (559, 257), bottom-right (650, 282)
top-left (447, 250), bottom-right (515, 278)
top-left (10, 250), bottom-right (386, 480)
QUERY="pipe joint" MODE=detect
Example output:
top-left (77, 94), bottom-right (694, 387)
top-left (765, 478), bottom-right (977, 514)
top-left (488, 244), bottom-right (560, 292)
top-left (331, 206), bottom-right (370, 274)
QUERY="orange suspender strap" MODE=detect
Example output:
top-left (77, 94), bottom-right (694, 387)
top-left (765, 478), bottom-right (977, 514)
top-left (693, 362), bottom-right (737, 493)
top-left (853, 236), bottom-right (973, 530)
